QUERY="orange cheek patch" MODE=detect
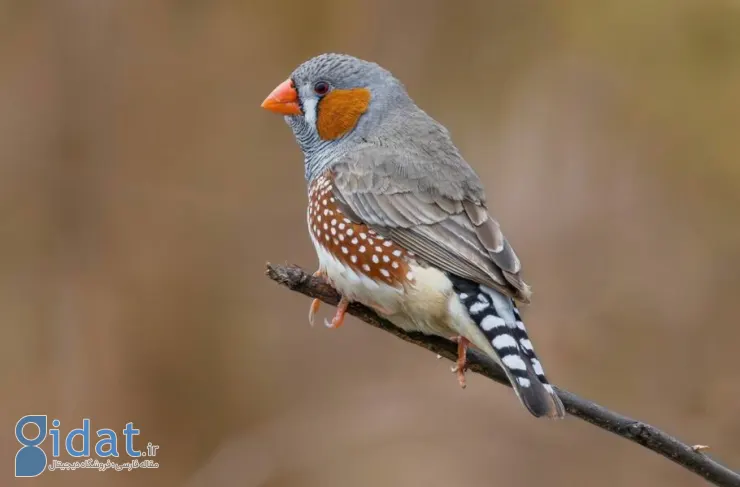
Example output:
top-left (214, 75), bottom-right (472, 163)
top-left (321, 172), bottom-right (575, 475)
top-left (316, 88), bottom-right (371, 140)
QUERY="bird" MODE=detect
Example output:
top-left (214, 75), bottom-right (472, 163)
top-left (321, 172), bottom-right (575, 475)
top-left (261, 53), bottom-right (565, 419)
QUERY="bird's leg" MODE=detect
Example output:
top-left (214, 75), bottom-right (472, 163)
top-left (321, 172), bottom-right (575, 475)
top-left (308, 270), bottom-right (326, 326)
top-left (450, 336), bottom-right (470, 389)
top-left (325, 296), bottom-right (350, 329)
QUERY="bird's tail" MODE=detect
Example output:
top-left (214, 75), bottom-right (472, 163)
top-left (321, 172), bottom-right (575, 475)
top-left (450, 276), bottom-right (565, 419)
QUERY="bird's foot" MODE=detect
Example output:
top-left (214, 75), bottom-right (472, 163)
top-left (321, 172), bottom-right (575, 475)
top-left (308, 270), bottom-right (326, 326)
top-left (324, 296), bottom-right (350, 329)
top-left (449, 336), bottom-right (470, 389)
top-left (308, 298), bottom-right (321, 327)
top-left (307, 270), bottom-right (350, 329)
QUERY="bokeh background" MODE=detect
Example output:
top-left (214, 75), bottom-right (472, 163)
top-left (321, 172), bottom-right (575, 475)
top-left (1, 1), bottom-right (739, 485)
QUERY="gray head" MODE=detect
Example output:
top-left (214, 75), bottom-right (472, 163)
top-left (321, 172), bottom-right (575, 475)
top-left (261, 53), bottom-right (417, 180)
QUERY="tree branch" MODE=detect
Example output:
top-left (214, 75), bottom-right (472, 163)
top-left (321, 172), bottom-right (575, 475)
top-left (265, 263), bottom-right (740, 487)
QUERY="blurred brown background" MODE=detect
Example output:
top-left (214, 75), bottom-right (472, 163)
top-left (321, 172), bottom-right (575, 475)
top-left (1, 0), bottom-right (739, 486)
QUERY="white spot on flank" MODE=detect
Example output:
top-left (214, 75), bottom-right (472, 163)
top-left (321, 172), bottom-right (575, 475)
top-left (382, 255), bottom-right (390, 263)
top-left (502, 355), bottom-right (527, 371)
top-left (323, 209), bottom-right (330, 216)
top-left (318, 215), bottom-right (322, 222)
top-left (339, 223), bottom-right (345, 230)
top-left (362, 264), bottom-right (371, 272)
top-left (324, 235), bottom-right (330, 242)
top-left (344, 218), bottom-right (351, 224)
top-left (531, 358), bottom-right (544, 376)
top-left (406, 271), bottom-right (414, 280)
top-left (359, 245), bottom-right (366, 253)
top-left (375, 246), bottom-right (382, 252)
top-left (391, 261), bottom-right (399, 269)
top-left (323, 223), bottom-right (328, 230)
top-left (347, 228), bottom-right (353, 236)
top-left (492, 334), bottom-right (518, 350)
top-left (331, 219), bottom-right (337, 226)
top-left (333, 238), bottom-right (338, 245)
top-left (341, 246), bottom-right (348, 254)
top-left (351, 238), bottom-right (358, 244)
top-left (459, 293), bottom-right (468, 300)
top-left (330, 197), bottom-right (335, 203)
top-left (322, 199), bottom-right (327, 205)
top-left (350, 255), bottom-right (357, 263)
top-left (383, 240), bottom-right (392, 247)
top-left (372, 255), bottom-right (379, 264)
top-left (360, 233), bottom-right (367, 240)
top-left (330, 228), bottom-right (336, 236)
top-left (469, 302), bottom-right (488, 314)
top-left (368, 238), bottom-right (374, 245)
top-left (393, 250), bottom-right (402, 257)
top-left (480, 315), bottom-right (506, 331)
top-left (380, 269), bottom-right (390, 277)
top-left (516, 377), bottom-right (531, 387)
top-left (338, 234), bottom-right (344, 241)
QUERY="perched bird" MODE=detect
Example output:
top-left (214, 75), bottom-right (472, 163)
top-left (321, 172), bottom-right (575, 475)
top-left (261, 53), bottom-right (565, 419)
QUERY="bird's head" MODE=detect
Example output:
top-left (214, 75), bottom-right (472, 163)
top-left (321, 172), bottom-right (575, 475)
top-left (261, 53), bottom-right (413, 180)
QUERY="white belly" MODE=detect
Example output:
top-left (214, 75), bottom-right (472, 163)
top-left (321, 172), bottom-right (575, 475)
top-left (312, 233), bottom-right (465, 339)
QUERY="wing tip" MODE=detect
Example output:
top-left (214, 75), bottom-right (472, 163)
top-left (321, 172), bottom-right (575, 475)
top-left (503, 270), bottom-right (532, 303)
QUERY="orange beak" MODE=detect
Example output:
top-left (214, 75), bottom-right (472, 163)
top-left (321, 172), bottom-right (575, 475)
top-left (261, 79), bottom-right (302, 115)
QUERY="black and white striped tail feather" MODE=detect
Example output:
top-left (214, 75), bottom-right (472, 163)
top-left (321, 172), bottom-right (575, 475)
top-left (449, 275), bottom-right (565, 419)
top-left (511, 306), bottom-right (553, 391)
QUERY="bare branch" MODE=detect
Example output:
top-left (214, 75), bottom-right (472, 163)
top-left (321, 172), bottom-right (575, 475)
top-left (265, 263), bottom-right (740, 487)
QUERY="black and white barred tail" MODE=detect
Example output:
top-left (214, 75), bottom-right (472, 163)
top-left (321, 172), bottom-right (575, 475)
top-left (449, 275), bottom-right (565, 419)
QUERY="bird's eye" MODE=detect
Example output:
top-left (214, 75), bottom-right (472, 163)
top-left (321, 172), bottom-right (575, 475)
top-left (313, 81), bottom-right (330, 96)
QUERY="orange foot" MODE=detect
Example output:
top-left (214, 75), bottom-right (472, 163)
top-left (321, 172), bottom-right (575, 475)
top-left (308, 298), bottom-right (321, 327)
top-left (449, 336), bottom-right (470, 389)
top-left (325, 296), bottom-right (350, 329)
top-left (307, 270), bottom-right (350, 329)
top-left (308, 270), bottom-right (326, 326)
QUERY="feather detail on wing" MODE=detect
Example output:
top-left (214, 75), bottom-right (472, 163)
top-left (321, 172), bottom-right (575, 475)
top-left (330, 151), bottom-right (532, 302)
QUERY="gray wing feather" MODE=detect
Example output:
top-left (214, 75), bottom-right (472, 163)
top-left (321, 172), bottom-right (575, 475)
top-left (331, 148), bottom-right (532, 302)
top-left (463, 200), bottom-right (522, 275)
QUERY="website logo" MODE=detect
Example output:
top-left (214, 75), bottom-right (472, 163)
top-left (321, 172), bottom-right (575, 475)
top-left (15, 415), bottom-right (159, 477)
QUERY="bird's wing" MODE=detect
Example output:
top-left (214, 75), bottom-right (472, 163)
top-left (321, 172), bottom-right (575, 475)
top-left (330, 147), bottom-right (531, 302)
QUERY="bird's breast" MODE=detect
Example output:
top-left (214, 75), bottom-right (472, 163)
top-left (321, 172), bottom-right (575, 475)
top-left (307, 172), bottom-right (414, 310)
top-left (305, 172), bottom-right (456, 337)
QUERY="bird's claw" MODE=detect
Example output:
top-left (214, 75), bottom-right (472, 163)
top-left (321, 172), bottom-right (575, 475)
top-left (308, 299), bottom-right (321, 327)
top-left (307, 270), bottom-right (326, 327)
top-left (450, 364), bottom-right (467, 389)
top-left (324, 296), bottom-right (350, 329)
